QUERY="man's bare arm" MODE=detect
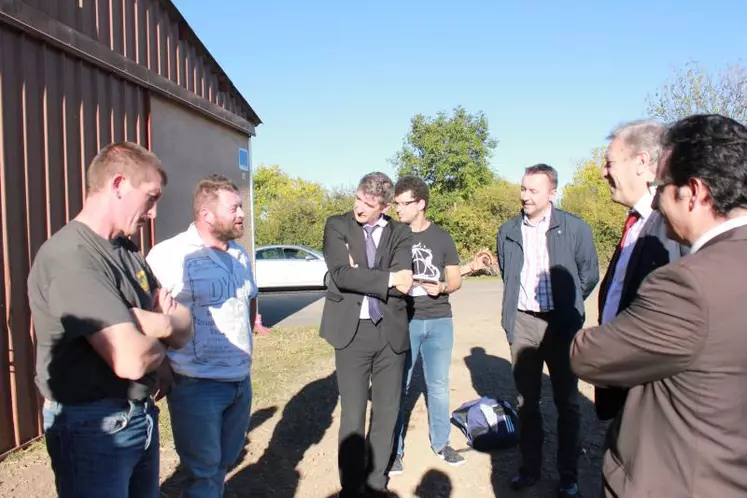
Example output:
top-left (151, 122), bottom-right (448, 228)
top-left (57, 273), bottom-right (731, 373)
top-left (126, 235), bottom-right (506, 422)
top-left (86, 322), bottom-right (167, 380)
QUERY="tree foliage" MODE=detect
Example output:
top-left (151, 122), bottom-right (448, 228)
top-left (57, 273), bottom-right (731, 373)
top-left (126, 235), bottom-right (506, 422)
top-left (253, 165), bottom-right (354, 250)
top-left (430, 179), bottom-right (520, 257)
top-left (559, 148), bottom-right (627, 264)
top-left (646, 60), bottom-right (747, 124)
top-left (391, 106), bottom-right (498, 199)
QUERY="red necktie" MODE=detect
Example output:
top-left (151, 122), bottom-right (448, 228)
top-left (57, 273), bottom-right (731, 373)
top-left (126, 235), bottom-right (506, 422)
top-left (619, 211), bottom-right (640, 249)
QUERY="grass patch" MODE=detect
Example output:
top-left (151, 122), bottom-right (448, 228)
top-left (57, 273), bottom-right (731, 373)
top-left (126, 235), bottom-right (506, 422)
top-left (0, 438), bottom-right (46, 464)
top-left (158, 325), bottom-right (331, 445)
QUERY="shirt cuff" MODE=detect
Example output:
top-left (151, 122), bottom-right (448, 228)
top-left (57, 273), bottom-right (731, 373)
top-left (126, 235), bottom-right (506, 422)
top-left (388, 272), bottom-right (393, 287)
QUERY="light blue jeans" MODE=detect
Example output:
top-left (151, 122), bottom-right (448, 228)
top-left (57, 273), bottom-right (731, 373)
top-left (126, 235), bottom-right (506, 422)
top-left (167, 374), bottom-right (252, 498)
top-left (395, 317), bottom-right (454, 456)
top-left (42, 397), bottom-right (159, 498)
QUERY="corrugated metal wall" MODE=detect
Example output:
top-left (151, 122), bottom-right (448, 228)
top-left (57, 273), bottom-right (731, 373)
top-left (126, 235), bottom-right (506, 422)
top-left (23, 0), bottom-right (257, 124)
top-left (0, 24), bottom-right (151, 456)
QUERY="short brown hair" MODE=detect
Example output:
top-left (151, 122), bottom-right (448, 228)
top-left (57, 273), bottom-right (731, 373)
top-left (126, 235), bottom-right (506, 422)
top-left (524, 163), bottom-right (558, 189)
top-left (193, 174), bottom-right (240, 214)
top-left (86, 142), bottom-right (167, 193)
top-left (358, 172), bottom-right (394, 205)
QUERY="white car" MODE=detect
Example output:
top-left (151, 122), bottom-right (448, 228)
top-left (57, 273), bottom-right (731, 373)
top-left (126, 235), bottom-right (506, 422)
top-left (254, 244), bottom-right (328, 290)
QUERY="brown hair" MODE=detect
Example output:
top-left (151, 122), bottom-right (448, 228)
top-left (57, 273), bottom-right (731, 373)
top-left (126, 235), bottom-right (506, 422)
top-left (358, 172), bottom-right (394, 205)
top-left (86, 142), bottom-right (167, 194)
top-left (524, 163), bottom-right (558, 189)
top-left (193, 174), bottom-right (240, 214)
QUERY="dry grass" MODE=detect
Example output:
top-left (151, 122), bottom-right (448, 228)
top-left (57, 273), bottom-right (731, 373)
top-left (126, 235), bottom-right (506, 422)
top-left (2, 326), bottom-right (330, 462)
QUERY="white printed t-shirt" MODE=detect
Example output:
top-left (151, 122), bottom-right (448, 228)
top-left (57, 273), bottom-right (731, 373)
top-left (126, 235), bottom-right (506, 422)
top-left (146, 223), bottom-right (258, 381)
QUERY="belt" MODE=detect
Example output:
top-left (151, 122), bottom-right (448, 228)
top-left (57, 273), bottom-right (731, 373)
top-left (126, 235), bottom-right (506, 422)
top-left (518, 309), bottom-right (552, 319)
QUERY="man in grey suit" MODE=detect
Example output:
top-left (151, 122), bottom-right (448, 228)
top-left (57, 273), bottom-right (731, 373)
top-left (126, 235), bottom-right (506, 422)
top-left (595, 120), bottom-right (684, 421)
top-left (572, 114), bottom-right (747, 497)
top-left (320, 172), bottom-right (414, 497)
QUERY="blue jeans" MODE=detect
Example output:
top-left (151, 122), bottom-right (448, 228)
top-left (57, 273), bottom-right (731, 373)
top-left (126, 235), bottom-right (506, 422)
top-left (42, 397), bottom-right (159, 498)
top-left (395, 317), bottom-right (454, 456)
top-left (167, 374), bottom-right (252, 498)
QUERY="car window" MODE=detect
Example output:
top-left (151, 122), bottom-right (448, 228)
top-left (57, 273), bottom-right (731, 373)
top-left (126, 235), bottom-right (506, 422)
top-left (256, 248), bottom-right (284, 260)
top-left (284, 248), bottom-right (314, 260)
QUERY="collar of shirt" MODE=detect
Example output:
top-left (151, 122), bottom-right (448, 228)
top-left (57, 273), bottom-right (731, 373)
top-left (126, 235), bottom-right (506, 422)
top-left (690, 215), bottom-right (747, 254)
top-left (365, 216), bottom-right (388, 229)
top-left (185, 223), bottom-right (240, 253)
top-left (522, 206), bottom-right (552, 228)
top-left (632, 191), bottom-right (655, 220)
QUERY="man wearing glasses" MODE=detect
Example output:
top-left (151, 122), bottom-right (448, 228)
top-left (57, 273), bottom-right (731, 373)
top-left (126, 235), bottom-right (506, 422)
top-left (389, 175), bottom-right (465, 476)
top-left (596, 120), bottom-right (686, 423)
top-left (572, 114), bottom-right (747, 496)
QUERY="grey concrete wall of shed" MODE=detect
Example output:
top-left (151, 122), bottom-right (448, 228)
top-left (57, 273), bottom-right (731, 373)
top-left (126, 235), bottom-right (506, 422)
top-left (149, 95), bottom-right (254, 254)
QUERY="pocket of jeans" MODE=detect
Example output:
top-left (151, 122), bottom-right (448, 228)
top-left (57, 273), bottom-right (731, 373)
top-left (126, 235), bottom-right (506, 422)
top-left (72, 411), bottom-right (129, 436)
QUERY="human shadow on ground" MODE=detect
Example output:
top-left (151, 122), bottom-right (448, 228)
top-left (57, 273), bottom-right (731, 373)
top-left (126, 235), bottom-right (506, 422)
top-left (224, 373), bottom-right (338, 497)
top-left (159, 405), bottom-right (279, 497)
top-left (463, 345), bottom-right (606, 498)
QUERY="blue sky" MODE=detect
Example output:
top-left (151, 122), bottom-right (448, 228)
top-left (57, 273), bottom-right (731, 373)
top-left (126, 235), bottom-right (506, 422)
top-left (173, 0), bottom-right (746, 192)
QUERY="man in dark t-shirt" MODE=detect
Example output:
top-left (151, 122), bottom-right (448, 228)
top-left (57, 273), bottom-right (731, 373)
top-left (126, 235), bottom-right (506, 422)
top-left (389, 175), bottom-right (466, 474)
top-left (27, 142), bottom-right (193, 498)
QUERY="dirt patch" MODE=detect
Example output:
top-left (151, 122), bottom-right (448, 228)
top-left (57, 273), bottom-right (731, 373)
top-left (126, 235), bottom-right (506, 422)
top-left (0, 280), bottom-right (607, 497)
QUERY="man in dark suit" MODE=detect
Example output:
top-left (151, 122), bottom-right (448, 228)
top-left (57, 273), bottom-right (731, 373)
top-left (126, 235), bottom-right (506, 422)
top-left (320, 172), bottom-right (414, 497)
top-left (571, 114), bottom-right (747, 497)
top-left (596, 120), bottom-right (684, 421)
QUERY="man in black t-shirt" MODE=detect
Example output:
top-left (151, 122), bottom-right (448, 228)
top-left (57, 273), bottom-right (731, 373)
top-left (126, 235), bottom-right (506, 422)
top-left (27, 143), bottom-right (193, 498)
top-left (389, 175), bottom-right (466, 474)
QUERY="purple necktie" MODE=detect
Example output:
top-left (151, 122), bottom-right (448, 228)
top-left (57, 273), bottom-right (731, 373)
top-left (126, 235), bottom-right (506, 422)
top-left (363, 225), bottom-right (383, 324)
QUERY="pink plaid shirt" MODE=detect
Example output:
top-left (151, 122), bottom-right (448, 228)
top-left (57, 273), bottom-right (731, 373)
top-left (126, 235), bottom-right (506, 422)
top-left (518, 209), bottom-right (553, 312)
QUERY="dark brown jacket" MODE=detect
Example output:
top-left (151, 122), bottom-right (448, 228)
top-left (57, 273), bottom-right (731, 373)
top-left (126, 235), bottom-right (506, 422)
top-left (572, 224), bottom-right (747, 497)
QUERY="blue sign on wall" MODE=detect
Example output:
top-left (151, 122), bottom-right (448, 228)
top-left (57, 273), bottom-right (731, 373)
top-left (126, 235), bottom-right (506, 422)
top-left (238, 147), bottom-right (249, 172)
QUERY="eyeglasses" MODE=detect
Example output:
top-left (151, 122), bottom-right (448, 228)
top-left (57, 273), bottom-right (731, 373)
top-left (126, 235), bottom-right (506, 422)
top-left (647, 179), bottom-right (674, 193)
top-left (393, 199), bottom-right (418, 208)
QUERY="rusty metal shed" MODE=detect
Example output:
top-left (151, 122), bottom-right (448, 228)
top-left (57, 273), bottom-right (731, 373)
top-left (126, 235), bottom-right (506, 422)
top-left (0, 0), bottom-right (261, 456)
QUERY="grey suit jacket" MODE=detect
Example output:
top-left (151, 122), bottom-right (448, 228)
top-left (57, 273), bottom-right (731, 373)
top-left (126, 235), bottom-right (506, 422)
top-left (572, 225), bottom-right (747, 498)
top-left (319, 212), bottom-right (413, 353)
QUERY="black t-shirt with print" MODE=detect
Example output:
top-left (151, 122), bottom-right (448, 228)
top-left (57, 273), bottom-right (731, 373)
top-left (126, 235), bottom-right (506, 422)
top-left (407, 223), bottom-right (460, 319)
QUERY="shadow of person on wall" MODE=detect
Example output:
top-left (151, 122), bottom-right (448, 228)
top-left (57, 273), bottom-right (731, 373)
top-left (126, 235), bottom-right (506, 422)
top-left (225, 373), bottom-right (338, 497)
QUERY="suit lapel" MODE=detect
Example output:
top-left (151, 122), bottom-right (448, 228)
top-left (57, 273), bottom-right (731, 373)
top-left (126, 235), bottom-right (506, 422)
top-left (346, 214), bottom-right (368, 268)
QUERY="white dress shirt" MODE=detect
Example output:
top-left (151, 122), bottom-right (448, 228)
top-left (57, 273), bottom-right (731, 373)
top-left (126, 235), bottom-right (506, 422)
top-left (601, 192), bottom-right (655, 325)
top-left (359, 216), bottom-right (388, 320)
top-left (690, 215), bottom-right (747, 254)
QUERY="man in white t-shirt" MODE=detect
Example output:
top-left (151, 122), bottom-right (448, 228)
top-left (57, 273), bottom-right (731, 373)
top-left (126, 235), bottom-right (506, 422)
top-left (146, 174), bottom-right (258, 498)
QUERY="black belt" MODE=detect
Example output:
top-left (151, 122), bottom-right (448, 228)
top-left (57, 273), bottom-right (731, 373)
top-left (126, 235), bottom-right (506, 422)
top-left (519, 309), bottom-right (552, 319)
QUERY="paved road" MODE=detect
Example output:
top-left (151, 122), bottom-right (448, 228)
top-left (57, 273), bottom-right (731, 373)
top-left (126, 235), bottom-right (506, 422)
top-left (257, 290), bottom-right (325, 328)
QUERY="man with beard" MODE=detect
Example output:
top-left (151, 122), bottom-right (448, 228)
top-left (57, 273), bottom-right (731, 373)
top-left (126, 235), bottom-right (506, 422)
top-left (496, 164), bottom-right (599, 497)
top-left (147, 174), bottom-right (258, 498)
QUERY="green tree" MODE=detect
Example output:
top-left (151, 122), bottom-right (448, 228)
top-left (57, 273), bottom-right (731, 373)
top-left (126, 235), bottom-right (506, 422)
top-left (252, 165), bottom-right (356, 250)
top-left (432, 178), bottom-right (520, 259)
top-left (560, 148), bottom-right (627, 265)
top-left (646, 60), bottom-right (747, 124)
top-left (391, 106), bottom-right (498, 199)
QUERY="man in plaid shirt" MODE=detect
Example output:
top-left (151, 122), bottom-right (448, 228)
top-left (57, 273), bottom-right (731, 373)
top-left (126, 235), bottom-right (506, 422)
top-left (497, 164), bottom-right (599, 498)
